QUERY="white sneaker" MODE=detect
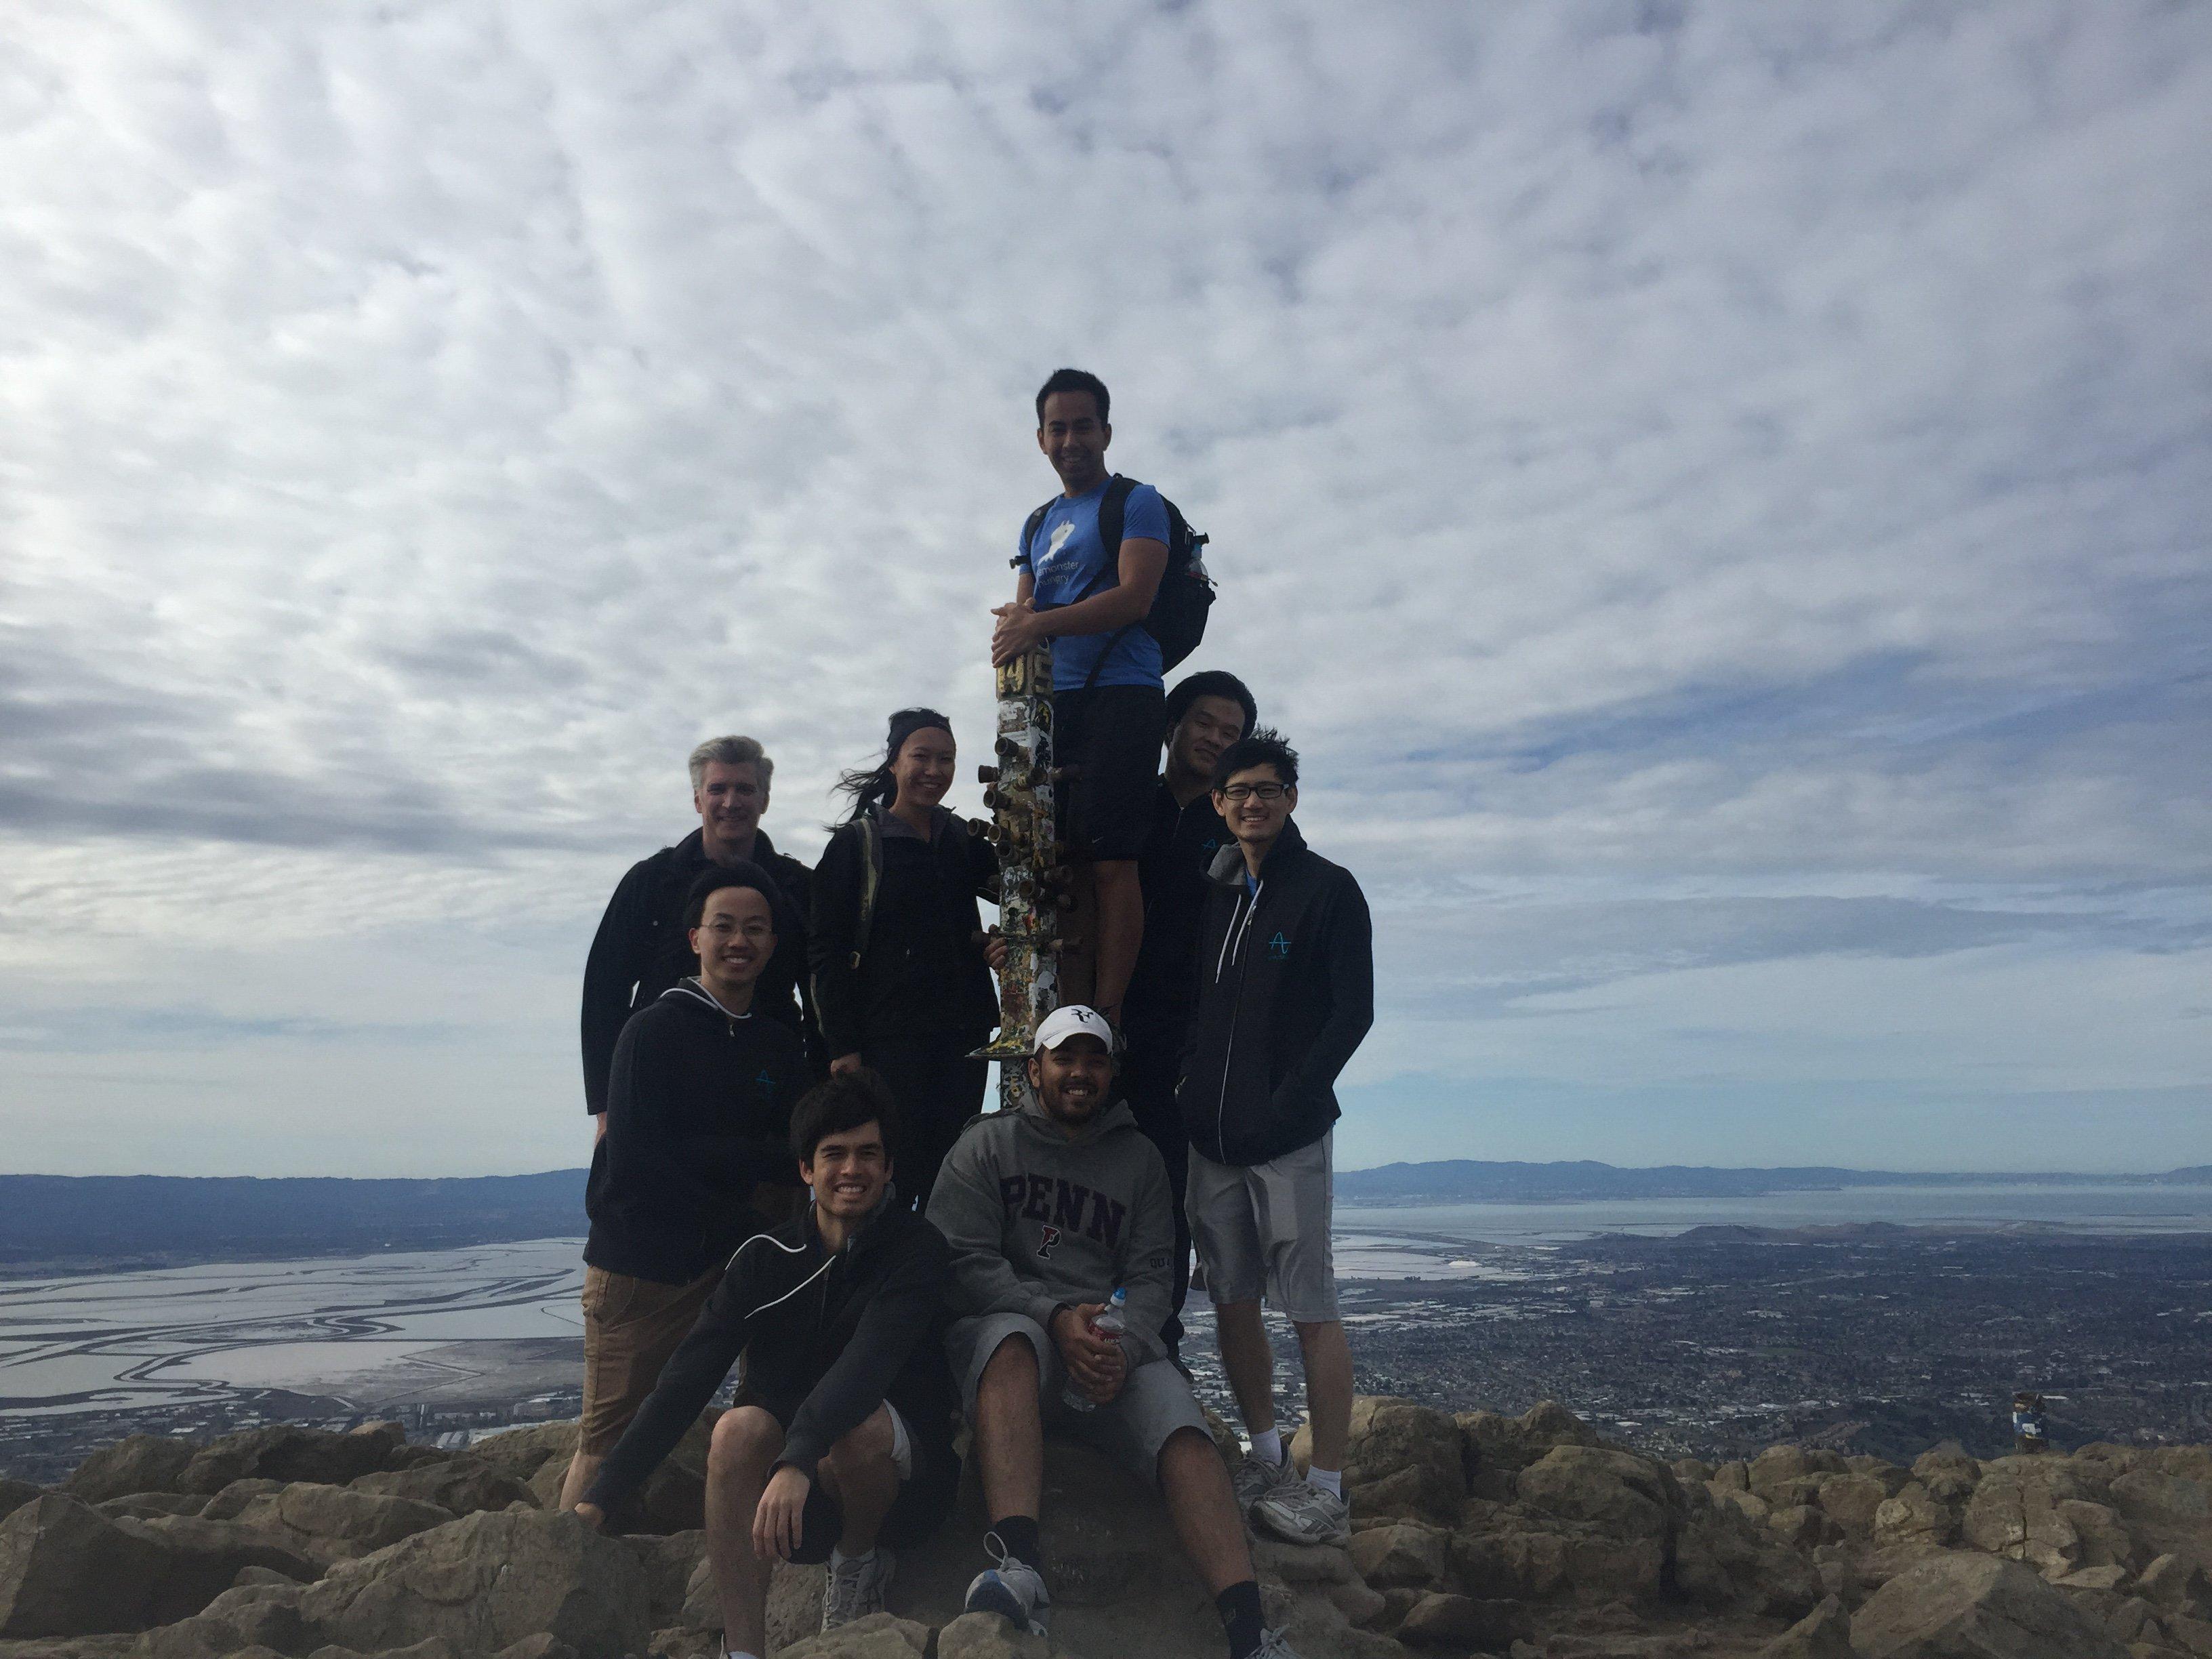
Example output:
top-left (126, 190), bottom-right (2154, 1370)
top-left (1254, 1630), bottom-right (1308, 1658)
top-left (821, 1544), bottom-right (895, 1630)
top-left (1233, 1452), bottom-right (1297, 1517)
top-left (1252, 1477), bottom-right (1351, 1546)
top-left (964, 1530), bottom-right (1052, 1635)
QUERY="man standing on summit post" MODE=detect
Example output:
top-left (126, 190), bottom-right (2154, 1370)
top-left (990, 369), bottom-right (1171, 1037)
top-left (1181, 730), bottom-right (1372, 1547)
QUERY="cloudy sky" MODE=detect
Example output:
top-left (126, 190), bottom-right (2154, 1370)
top-left (4, 1), bottom-right (2208, 1178)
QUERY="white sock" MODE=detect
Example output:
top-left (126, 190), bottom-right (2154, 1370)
top-left (1249, 1427), bottom-right (1284, 1466)
top-left (1307, 1466), bottom-right (1343, 1498)
top-left (830, 1544), bottom-right (876, 1569)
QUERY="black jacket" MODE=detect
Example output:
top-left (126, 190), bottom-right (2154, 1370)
top-left (583, 1192), bottom-right (955, 1512)
top-left (583, 983), bottom-right (809, 1285)
top-left (1126, 783), bottom-right (1232, 1045)
top-left (579, 829), bottom-right (816, 1113)
top-left (808, 806), bottom-right (1000, 1059)
top-left (1178, 819), bottom-right (1374, 1166)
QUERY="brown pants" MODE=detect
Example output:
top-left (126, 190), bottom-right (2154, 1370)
top-left (577, 1263), bottom-right (720, 1455)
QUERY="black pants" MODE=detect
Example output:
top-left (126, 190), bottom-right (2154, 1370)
top-left (1119, 1025), bottom-right (1193, 1356)
top-left (863, 1033), bottom-right (988, 1212)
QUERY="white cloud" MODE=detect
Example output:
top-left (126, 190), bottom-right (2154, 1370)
top-left (2, 1), bottom-right (2207, 1173)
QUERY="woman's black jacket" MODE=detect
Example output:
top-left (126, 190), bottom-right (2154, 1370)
top-left (808, 805), bottom-right (1000, 1057)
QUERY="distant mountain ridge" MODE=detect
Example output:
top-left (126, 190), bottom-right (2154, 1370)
top-left (0, 1172), bottom-right (583, 1274)
top-left (5, 1160), bottom-right (2207, 1275)
top-left (1332, 1158), bottom-right (2212, 1204)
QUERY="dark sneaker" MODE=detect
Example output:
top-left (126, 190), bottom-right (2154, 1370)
top-left (964, 1531), bottom-right (1051, 1635)
top-left (1252, 1477), bottom-right (1351, 1546)
top-left (822, 1544), bottom-right (895, 1629)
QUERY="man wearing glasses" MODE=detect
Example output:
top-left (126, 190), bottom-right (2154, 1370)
top-left (559, 864), bottom-right (810, 1512)
top-left (1178, 731), bottom-right (1374, 1547)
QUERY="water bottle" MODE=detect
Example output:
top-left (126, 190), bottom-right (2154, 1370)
top-left (1061, 1287), bottom-right (1129, 1414)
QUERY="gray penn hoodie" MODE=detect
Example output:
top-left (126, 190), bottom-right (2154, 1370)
top-left (924, 1096), bottom-right (1176, 1371)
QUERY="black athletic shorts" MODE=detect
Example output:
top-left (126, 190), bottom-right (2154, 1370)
top-left (1054, 684), bottom-right (1166, 863)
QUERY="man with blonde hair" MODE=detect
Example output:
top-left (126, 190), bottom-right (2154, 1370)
top-left (581, 736), bottom-right (817, 1138)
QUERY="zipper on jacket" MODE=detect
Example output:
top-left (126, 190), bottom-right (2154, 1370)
top-left (1212, 877), bottom-right (1265, 1162)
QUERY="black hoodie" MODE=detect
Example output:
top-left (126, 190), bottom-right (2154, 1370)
top-left (583, 981), bottom-right (809, 1286)
top-left (583, 1191), bottom-right (955, 1513)
top-left (1177, 819), bottom-right (1374, 1166)
top-left (579, 829), bottom-right (817, 1114)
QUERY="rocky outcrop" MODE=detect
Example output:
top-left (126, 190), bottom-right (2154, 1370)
top-left (7, 1401), bottom-right (2211, 1657)
top-left (1850, 1551), bottom-right (2131, 1658)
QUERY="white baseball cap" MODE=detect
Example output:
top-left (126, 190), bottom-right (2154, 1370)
top-left (1033, 1005), bottom-right (1115, 1054)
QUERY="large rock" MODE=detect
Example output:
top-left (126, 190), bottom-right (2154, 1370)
top-left (290, 1509), bottom-right (649, 1658)
top-left (1961, 1459), bottom-right (2091, 1578)
top-left (773, 1612), bottom-right (933, 1656)
top-left (177, 1427), bottom-right (405, 1496)
top-left (350, 1460), bottom-right (538, 1517)
top-left (1456, 1402), bottom-right (1597, 1502)
top-left (469, 1423), bottom-right (580, 1486)
top-left (1815, 1473), bottom-right (1892, 1537)
top-left (62, 1437), bottom-right (199, 1506)
top-left (1875, 1482), bottom-right (1959, 1553)
top-left (110, 1514), bottom-right (317, 1624)
top-left (0, 1480), bottom-right (42, 1525)
top-left (1850, 1551), bottom-right (2130, 1658)
top-left (0, 1496), bottom-right (169, 1637)
top-left (1910, 1446), bottom-right (1982, 1507)
top-left (1673, 1488), bottom-right (1823, 1619)
top-left (1348, 1522), bottom-right (1449, 1591)
top-left (1290, 1399), bottom-right (1465, 1526)
top-left (221, 1483), bottom-right (455, 1565)
top-left (1758, 1593), bottom-right (1854, 1658)
top-left (2110, 1458), bottom-right (2212, 1559)
top-left (1391, 1591), bottom-right (1525, 1650)
top-left (934, 1612), bottom-right (1073, 1658)
top-left (1514, 1446), bottom-right (1681, 1541)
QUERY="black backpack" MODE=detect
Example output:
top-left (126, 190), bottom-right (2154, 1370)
top-left (1020, 474), bottom-right (1214, 688)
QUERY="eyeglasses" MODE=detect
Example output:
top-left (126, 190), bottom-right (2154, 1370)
top-left (1218, 783), bottom-right (1288, 802)
top-left (703, 920), bottom-right (773, 940)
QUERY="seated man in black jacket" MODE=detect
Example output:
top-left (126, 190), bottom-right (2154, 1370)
top-left (560, 863), bottom-right (810, 1512)
top-left (575, 1071), bottom-right (958, 1658)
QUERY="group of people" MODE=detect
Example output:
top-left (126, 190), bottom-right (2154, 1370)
top-left (562, 370), bottom-right (1376, 1659)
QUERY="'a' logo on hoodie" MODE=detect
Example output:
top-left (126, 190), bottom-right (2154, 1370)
top-left (755, 1069), bottom-right (777, 1097)
top-left (1269, 931), bottom-right (1291, 959)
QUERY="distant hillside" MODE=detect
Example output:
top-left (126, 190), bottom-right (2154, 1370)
top-left (1331, 1158), bottom-right (2209, 1204)
top-left (0, 1172), bottom-right (584, 1275)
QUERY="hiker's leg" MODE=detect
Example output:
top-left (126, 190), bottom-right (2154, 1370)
top-left (705, 1406), bottom-right (783, 1655)
top-left (1158, 1425), bottom-right (1255, 1595)
top-left (1214, 1299), bottom-right (1277, 1439)
top-left (821, 1404), bottom-right (902, 1555)
top-left (1292, 1319), bottom-right (1353, 1475)
top-left (1089, 857), bottom-right (1143, 1021)
top-left (973, 1332), bottom-right (1046, 1525)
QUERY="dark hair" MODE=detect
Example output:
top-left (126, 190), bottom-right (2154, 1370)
top-left (789, 1069), bottom-right (899, 1166)
top-left (682, 861), bottom-right (783, 928)
top-left (834, 708), bottom-right (954, 823)
top-left (1211, 726), bottom-right (1299, 792)
top-left (1035, 367), bottom-right (1109, 426)
top-left (1165, 671), bottom-right (1258, 744)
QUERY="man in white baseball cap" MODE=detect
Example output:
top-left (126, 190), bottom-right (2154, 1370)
top-left (924, 1006), bottom-right (1302, 1658)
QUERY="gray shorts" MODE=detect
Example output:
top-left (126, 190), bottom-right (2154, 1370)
top-left (946, 1312), bottom-right (1211, 1484)
top-left (1185, 1132), bottom-right (1339, 1322)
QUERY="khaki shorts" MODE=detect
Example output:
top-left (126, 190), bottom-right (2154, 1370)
top-left (578, 1263), bottom-right (720, 1455)
top-left (1185, 1132), bottom-right (1339, 1322)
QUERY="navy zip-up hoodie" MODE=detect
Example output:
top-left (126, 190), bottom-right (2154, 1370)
top-left (584, 1191), bottom-right (954, 1511)
top-left (583, 981), bottom-right (808, 1285)
top-left (579, 830), bottom-right (817, 1113)
top-left (1177, 819), bottom-right (1374, 1166)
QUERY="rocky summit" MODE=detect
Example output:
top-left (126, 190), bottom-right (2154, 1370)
top-left (0, 1401), bottom-right (2207, 1658)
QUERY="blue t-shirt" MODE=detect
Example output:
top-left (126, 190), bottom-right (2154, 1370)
top-left (1016, 478), bottom-right (1170, 691)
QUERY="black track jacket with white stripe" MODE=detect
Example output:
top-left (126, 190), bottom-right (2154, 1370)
top-left (1177, 818), bottom-right (1374, 1167)
top-left (583, 1191), bottom-right (954, 1513)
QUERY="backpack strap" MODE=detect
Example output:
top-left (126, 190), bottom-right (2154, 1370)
top-left (850, 813), bottom-right (885, 968)
top-left (1080, 475), bottom-right (1142, 691)
top-left (1017, 499), bottom-right (1054, 570)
